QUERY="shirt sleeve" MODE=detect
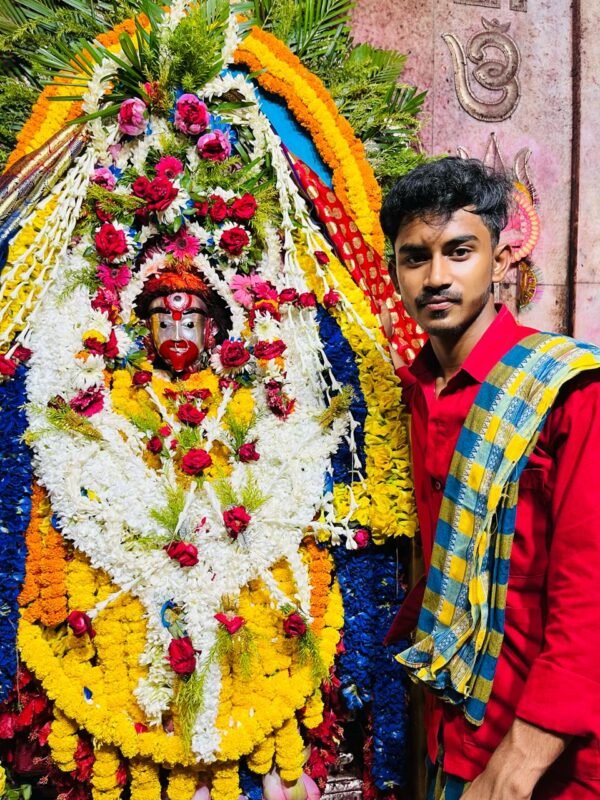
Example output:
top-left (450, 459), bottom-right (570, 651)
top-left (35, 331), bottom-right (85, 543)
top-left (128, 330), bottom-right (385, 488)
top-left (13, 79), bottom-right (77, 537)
top-left (515, 370), bottom-right (600, 737)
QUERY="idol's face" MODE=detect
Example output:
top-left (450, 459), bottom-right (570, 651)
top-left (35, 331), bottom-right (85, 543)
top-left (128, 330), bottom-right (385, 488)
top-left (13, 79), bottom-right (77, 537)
top-left (392, 208), bottom-right (510, 340)
top-left (148, 293), bottom-right (206, 373)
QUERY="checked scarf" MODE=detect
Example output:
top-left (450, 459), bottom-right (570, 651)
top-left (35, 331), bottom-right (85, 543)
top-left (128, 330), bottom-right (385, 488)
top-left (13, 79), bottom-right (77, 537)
top-left (397, 332), bottom-right (600, 726)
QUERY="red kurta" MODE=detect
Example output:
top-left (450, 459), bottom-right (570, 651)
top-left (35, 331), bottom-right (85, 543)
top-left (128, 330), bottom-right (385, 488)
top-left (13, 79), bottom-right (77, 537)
top-left (389, 307), bottom-right (600, 797)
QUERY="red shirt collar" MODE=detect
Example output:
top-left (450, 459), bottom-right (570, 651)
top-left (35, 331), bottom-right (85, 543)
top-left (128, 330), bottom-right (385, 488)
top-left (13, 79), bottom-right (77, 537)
top-left (408, 305), bottom-right (538, 385)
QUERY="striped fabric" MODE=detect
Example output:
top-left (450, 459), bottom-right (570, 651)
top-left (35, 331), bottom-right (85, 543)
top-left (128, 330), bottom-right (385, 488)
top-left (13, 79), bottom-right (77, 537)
top-left (397, 332), bottom-right (600, 726)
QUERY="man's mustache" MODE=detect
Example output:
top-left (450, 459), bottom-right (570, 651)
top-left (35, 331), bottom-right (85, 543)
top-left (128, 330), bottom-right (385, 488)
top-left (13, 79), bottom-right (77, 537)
top-left (415, 290), bottom-right (462, 309)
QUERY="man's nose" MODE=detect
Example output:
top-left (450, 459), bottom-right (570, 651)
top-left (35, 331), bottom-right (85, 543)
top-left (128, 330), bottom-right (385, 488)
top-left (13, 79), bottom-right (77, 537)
top-left (424, 252), bottom-right (451, 289)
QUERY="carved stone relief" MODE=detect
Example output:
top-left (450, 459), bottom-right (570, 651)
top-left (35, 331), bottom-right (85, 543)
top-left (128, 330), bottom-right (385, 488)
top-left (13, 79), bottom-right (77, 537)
top-left (443, 17), bottom-right (521, 122)
top-left (453, 0), bottom-right (527, 10)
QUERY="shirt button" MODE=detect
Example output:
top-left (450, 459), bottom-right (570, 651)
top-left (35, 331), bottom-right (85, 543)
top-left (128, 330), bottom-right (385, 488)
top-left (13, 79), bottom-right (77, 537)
top-left (432, 479), bottom-right (443, 492)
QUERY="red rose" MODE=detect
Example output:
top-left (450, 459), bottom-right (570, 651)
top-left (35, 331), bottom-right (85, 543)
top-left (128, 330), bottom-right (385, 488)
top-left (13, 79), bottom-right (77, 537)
top-left (132, 370), bottom-right (152, 386)
top-left (95, 223), bottom-right (128, 261)
top-left (323, 289), bottom-right (341, 309)
top-left (145, 177), bottom-right (178, 212)
top-left (298, 291), bottom-right (317, 309)
top-left (229, 193), bottom-right (257, 222)
top-left (147, 435), bottom-right (163, 454)
top-left (219, 226), bottom-right (250, 256)
top-left (223, 506), bottom-right (251, 540)
top-left (197, 130), bottom-right (232, 162)
top-left (69, 386), bottom-right (104, 417)
top-left (254, 340), bottom-right (286, 360)
top-left (283, 612), bottom-right (307, 637)
top-left (95, 202), bottom-right (113, 222)
top-left (250, 300), bottom-right (280, 325)
top-left (164, 540), bottom-right (199, 567)
top-left (209, 195), bottom-right (229, 223)
top-left (181, 448), bottom-right (213, 475)
top-left (278, 288), bottom-right (298, 304)
top-left (13, 345), bottom-right (32, 362)
top-left (67, 610), bottom-right (95, 638)
top-left (220, 340), bottom-right (250, 369)
top-left (167, 636), bottom-right (196, 675)
top-left (314, 250), bottom-right (329, 265)
top-left (132, 176), bottom-right (151, 199)
top-left (0, 355), bottom-right (17, 377)
top-left (194, 200), bottom-right (209, 217)
top-left (158, 425), bottom-right (171, 436)
top-left (238, 442), bottom-right (260, 462)
top-left (177, 402), bottom-right (206, 426)
top-left (215, 612), bottom-right (245, 634)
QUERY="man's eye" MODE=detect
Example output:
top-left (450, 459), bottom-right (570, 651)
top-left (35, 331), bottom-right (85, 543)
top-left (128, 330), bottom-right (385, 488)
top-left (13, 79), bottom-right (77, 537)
top-left (453, 248), bottom-right (471, 258)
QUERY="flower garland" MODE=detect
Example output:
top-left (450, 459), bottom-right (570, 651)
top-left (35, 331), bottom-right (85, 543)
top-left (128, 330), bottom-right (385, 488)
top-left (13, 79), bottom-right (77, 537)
top-left (233, 28), bottom-right (384, 253)
top-left (0, 363), bottom-right (32, 701)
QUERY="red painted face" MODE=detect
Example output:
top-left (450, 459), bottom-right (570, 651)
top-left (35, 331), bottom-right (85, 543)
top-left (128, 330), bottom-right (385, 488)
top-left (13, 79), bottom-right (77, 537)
top-left (149, 293), bottom-right (206, 374)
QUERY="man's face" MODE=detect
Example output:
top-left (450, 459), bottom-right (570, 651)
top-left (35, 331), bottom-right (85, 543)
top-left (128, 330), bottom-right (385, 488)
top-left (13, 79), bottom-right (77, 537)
top-left (392, 208), bottom-right (509, 339)
top-left (149, 293), bottom-right (206, 373)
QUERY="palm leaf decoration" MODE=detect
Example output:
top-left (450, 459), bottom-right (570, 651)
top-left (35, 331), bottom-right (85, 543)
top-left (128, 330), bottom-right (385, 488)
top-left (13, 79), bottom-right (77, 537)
top-left (0, 0), bottom-right (426, 186)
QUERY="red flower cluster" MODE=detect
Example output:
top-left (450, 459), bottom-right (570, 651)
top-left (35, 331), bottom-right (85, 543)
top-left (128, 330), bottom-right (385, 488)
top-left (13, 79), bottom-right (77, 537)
top-left (223, 506), bottom-right (251, 540)
top-left (265, 380), bottom-right (295, 419)
top-left (219, 340), bottom-right (250, 370)
top-left (254, 340), bottom-right (286, 360)
top-left (238, 441), bottom-right (260, 462)
top-left (132, 175), bottom-right (178, 213)
top-left (195, 192), bottom-right (257, 224)
top-left (177, 402), bottom-right (206, 426)
top-left (0, 346), bottom-right (31, 378)
top-left (167, 636), bottom-right (197, 675)
top-left (219, 226), bottom-right (250, 256)
top-left (164, 540), bottom-right (199, 567)
top-left (69, 386), bottom-right (104, 417)
top-left (84, 329), bottom-right (119, 359)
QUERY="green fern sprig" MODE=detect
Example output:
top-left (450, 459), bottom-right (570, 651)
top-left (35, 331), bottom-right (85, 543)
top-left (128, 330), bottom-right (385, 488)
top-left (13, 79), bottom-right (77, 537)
top-left (317, 385), bottom-right (353, 429)
top-left (149, 485), bottom-right (186, 534)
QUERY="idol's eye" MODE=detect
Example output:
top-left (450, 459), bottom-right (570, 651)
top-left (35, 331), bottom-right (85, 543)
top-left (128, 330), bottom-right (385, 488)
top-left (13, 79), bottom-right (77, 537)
top-left (185, 321), bottom-right (195, 329)
top-left (160, 321), bottom-right (168, 329)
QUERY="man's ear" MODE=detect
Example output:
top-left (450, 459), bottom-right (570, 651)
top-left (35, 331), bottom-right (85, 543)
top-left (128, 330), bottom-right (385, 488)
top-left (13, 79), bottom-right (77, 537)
top-left (492, 242), bottom-right (512, 285)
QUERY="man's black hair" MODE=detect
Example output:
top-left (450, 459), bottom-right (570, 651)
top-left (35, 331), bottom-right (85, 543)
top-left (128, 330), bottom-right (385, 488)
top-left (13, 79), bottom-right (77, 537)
top-left (380, 157), bottom-right (513, 247)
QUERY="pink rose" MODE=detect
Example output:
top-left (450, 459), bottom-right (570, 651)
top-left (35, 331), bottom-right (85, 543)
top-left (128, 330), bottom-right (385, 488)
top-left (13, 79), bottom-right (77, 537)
top-left (67, 610), bottom-right (95, 638)
top-left (354, 528), bottom-right (370, 548)
top-left (69, 386), bottom-right (104, 417)
top-left (298, 292), bottom-right (317, 309)
top-left (164, 541), bottom-right (199, 567)
top-left (167, 636), bottom-right (196, 675)
top-left (254, 340), bottom-right (286, 360)
top-left (155, 156), bottom-right (184, 181)
top-left (91, 167), bottom-right (116, 190)
top-left (238, 442), bottom-right (260, 463)
top-left (181, 448), bottom-right (213, 476)
top-left (215, 612), bottom-right (245, 634)
top-left (177, 402), bottom-right (206, 426)
top-left (219, 226), bottom-right (250, 256)
top-left (132, 370), bottom-right (152, 386)
top-left (174, 94), bottom-right (209, 135)
top-left (117, 98), bottom-right (147, 136)
top-left (229, 193), bottom-right (257, 222)
top-left (223, 506), bottom-right (251, 540)
top-left (283, 612), bottom-right (307, 637)
top-left (95, 223), bottom-right (128, 261)
top-left (197, 129), bottom-right (232, 162)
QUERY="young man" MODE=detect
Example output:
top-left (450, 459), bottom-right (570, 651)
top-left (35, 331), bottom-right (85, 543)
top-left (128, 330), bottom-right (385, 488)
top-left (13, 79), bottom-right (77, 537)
top-left (380, 157), bottom-right (600, 800)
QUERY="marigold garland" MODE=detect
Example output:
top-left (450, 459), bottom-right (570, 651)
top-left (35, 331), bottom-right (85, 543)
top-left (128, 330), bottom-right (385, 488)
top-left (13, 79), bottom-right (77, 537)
top-left (91, 744), bottom-right (122, 799)
top-left (130, 758), bottom-right (161, 800)
top-left (47, 707), bottom-right (80, 773)
top-left (234, 28), bottom-right (384, 253)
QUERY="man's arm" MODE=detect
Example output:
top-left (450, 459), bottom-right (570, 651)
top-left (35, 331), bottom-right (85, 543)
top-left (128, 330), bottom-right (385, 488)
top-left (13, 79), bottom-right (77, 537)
top-left (461, 718), bottom-right (570, 800)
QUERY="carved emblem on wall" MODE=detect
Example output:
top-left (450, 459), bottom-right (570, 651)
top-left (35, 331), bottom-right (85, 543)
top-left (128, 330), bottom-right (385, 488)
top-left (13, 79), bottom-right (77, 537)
top-left (443, 17), bottom-right (521, 122)
top-left (453, 0), bottom-right (527, 10)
